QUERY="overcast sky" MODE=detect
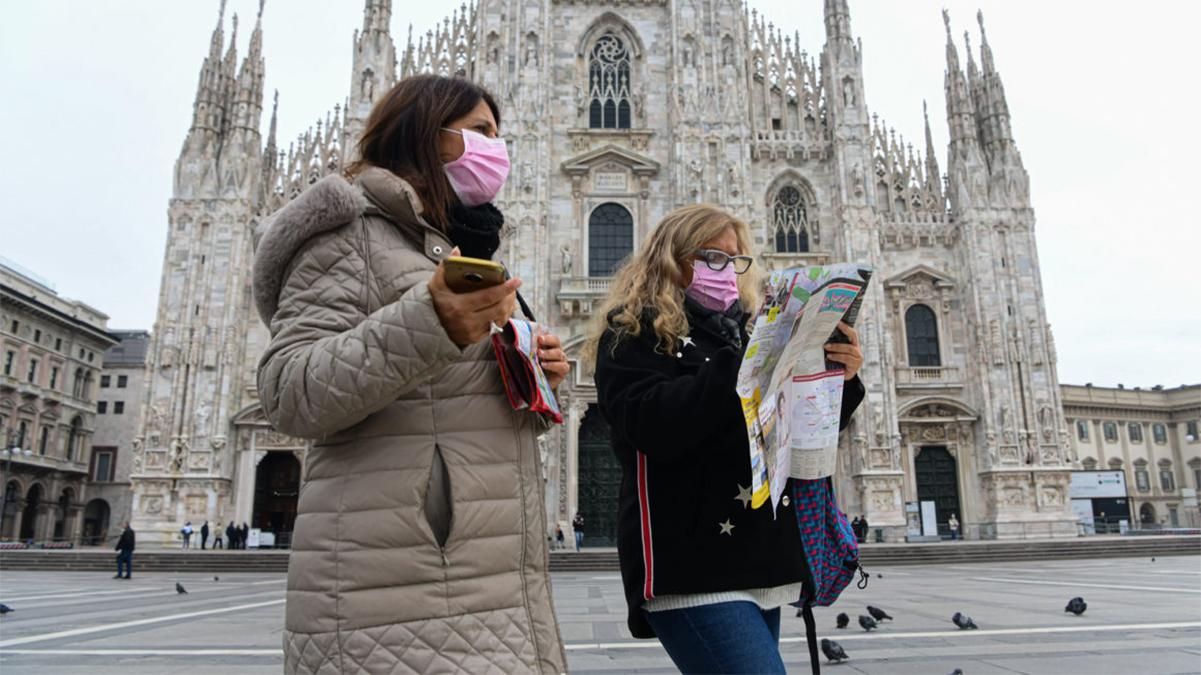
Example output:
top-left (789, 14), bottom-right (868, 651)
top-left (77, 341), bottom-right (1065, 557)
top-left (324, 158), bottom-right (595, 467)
top-left (1, 1), bottom-right (1197, 388)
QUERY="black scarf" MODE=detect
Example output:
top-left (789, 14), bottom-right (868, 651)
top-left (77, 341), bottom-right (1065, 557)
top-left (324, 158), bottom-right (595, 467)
top-left (446, 201), bottom-right (536, 321)
top-left (684, 295), bottom-right (748, 351)
top-left (447, 201), bottom-right (504, 260)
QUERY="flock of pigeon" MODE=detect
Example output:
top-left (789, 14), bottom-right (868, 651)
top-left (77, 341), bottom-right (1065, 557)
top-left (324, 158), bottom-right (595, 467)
top-left (818, 596), bottom-right (1089, 669)
top-left (0, 579), bottom-right (1097, 674)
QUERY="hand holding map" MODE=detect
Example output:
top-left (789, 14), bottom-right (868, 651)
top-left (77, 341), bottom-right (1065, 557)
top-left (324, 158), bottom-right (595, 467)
top-left (736, 264), bottom-right (872, 510)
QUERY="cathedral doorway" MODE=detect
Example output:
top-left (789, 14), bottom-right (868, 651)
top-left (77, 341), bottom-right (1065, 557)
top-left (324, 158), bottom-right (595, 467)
top-left (253, 452), bottom-right (300, 546)
top-left (915, 446), bottom-right (960, 537)
top-left (19, 483), bottom-right (41, 542)
top-left (82, 498), bottom-right (111, 546)
top-left (577, 404), bottom-right (620, 547)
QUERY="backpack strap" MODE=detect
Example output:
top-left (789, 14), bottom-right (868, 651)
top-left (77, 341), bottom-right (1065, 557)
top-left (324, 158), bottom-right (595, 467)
top-left (801, 604), bottom-right (821, 675)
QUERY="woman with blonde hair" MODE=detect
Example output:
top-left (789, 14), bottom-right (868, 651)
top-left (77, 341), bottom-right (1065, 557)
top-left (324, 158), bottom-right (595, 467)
top-left (587, 204), bottom-right (864, 674)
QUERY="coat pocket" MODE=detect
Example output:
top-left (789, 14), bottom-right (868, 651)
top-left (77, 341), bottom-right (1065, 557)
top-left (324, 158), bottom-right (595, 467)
top-left (423, 445), bottom-right (453, 548)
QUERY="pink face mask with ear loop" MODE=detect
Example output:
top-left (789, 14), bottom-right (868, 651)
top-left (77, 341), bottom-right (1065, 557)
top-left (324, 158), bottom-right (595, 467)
top-left (441, 127), bottom-right (510, 207)
top-left (686, 260), bottom-right (741, 312)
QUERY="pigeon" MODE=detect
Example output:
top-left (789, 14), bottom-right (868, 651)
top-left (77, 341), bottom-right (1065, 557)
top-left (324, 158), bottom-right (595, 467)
top-left (1151, 557), bottom-right (1156, 562)
top-left (176, 582), bottom-right (188, 594)
top-left (858, 614), bottom-right (877, 631)
top-left (821, 638), bottom-right (849, 663)
top-left (948, 669), bottom-right (964, 675)
top-left (836, 612), bottom-right (850, 629)
top-left (213, 576), bottom-right (220, 582)
top-left (0, 603), bottom-right (12, 615)
top-left (866, 605), bottom-right (893, 622)
top-left (951, 612), bottom-right (978, 630)
top-left (1064, 597), bottom-right (1087, 615)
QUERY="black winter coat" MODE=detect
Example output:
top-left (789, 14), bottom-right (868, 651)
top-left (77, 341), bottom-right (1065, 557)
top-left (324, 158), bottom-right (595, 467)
top-left (115, 527), bottom-right (135, 553)
top-left (595, 299), bottom-right (864, 638)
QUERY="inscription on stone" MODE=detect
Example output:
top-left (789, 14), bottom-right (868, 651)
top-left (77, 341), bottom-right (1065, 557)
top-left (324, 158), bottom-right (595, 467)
top-left (593, 172), bottom-right (627, 192)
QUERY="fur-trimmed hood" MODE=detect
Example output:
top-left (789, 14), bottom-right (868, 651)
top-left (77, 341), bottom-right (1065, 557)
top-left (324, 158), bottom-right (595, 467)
top-left (252, 167), bottom-right (429, 325)
top-left (252, 174), bottom-right (367, 325)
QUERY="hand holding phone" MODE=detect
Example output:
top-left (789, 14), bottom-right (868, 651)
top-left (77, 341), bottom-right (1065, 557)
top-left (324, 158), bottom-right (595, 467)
top-left (443, 256), bottom-right (507, 293)
top-left (429, 250), bottom-right (520, 347)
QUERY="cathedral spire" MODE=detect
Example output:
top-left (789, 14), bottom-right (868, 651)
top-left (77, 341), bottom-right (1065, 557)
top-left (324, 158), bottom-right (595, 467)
top-left (978, 10), bottom-right (996, 74)
top-left (346, 0), bottom-right (397, 148)
top-left (187, 0), bottom-right (229, 135)
top-left (923, 100), bottom-right (943, 201)
top-left (362, 0), bottom-right (391, 36)
top-left (823, 0), bottom-right (853, 45)
top-left (942, 10), bottom-right (976, 148)
top-left (233, 2), bottom-right (266, 137)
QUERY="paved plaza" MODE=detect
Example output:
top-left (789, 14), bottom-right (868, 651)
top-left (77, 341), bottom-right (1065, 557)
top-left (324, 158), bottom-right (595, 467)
top-left (0, 556), bottom-right (1197, 674)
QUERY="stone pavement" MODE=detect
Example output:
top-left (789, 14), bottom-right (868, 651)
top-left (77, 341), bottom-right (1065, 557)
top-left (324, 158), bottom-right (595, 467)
top-left (0, 556), bottom-right (1197, 674)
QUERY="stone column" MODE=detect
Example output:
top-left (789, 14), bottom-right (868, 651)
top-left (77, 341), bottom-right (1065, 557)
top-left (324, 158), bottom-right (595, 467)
top-left (565, 400), bottom-right (585, 532)
top-left (10, 502), bottom-right (24, 541)
top-left (234, 437), bottom-right (258, 524)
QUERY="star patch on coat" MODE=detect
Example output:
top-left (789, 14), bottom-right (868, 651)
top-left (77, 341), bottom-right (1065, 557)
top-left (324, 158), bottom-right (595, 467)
top-left (719, 519), bottom-right (735, 536)
top-left (680, 336), bottom-right (696, 348)
top-left (735, 484), bottom-right (753, 509)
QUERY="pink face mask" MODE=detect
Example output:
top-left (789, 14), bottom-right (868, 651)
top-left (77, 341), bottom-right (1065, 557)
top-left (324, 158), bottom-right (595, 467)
top-left (441, 127), bottom-right (510, 207)
top-left (686, 260), bottom-right (741, 312)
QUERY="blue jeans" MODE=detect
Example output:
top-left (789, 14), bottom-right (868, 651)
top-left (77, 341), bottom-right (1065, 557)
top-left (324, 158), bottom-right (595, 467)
top-left (574, 531), bottom-right (583, 550)
top-left (116, 550), bottom-right (132, 578)
top-left (643, 602), bottom-right (785, 674)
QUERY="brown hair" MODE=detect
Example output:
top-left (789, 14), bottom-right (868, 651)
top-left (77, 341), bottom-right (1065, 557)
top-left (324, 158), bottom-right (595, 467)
top-left (346, 74), bottom-right (500, 230)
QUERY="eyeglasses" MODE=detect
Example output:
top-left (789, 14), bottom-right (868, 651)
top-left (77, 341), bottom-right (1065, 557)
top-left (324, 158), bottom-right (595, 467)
top-left (695, 249), bottom-right (754, 274)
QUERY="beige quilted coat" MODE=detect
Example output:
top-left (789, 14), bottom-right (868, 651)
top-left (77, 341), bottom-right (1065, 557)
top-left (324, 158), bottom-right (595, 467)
top-left (253, 167), bottom-right (567, 674)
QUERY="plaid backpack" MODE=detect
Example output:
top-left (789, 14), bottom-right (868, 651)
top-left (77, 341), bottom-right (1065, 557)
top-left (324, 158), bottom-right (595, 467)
top-left (790, 477), bottom-right (868, 674)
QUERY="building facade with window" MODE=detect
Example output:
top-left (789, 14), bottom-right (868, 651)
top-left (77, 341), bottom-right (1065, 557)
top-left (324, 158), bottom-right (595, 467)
top-left (0, 257), bottom-right (117, 544)
top-left (130, 0), bottom-right (1098, 544)
top-left (85, 330), bottom-right (150, 545)
top-left (1064, 384), bottom-right (1201, 529)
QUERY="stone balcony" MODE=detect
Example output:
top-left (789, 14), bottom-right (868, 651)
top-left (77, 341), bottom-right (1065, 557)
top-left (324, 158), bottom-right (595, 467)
top-left (894, 366), bottom-right (964, 390)
top-left (557, 276), bottom-right (612, 317)
top-left (759, 251), bottom-right (832, 272)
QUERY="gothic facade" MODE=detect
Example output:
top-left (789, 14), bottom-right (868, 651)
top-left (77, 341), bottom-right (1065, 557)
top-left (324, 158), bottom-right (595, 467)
top-left (130, 0), bottom-right (1079, 545)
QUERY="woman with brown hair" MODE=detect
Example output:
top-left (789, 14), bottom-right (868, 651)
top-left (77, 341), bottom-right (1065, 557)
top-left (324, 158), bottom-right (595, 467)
top-left (253, 74), bottom-right (568, 674)
top-left (586, 204), bottom-right (864, 674)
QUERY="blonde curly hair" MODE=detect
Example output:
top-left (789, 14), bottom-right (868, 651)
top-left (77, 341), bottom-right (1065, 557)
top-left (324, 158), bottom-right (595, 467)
top-left (582, 204), bottom-right (762, 363)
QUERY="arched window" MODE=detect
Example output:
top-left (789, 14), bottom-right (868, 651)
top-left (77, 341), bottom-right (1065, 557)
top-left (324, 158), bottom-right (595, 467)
top-left (772, 186), bottom-right (810, 253)
top-left (589, 34), bottom-right (632, 129)
top-left (588, 203), bottom-right (634, 277)
top-left (905, 304), bottom-right (941, 367)
top-left (67, 416), bottom-right (83, 462)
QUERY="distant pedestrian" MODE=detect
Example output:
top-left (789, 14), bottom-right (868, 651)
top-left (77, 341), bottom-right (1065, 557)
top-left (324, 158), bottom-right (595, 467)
top-left (555, 525), bottom-right (565, 550)
top-left (949, 514), bottom-right (960, 541)
top-left (226, 521), bottom-right (237, 550)
top-left (114, 522), bottom-right (135, 580)
top-left (213, 528), bottom-right (224, 549)
top-left (860, 515), bottom-right (870, 543)
top-left (181, 521), bottom-right (193, 550)
top-left (241, 522), bottom-right (250, 549)
top-left (572, 512), bottom-right (584, 551)
top-left (200, 521), bottom-right (210, 550)
top-left (851, 516), bottom-right (861, 541)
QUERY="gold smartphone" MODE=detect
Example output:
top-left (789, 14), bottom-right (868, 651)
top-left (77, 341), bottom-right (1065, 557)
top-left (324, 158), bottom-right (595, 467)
top-left (443, 256), bottom-right (507, 293)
